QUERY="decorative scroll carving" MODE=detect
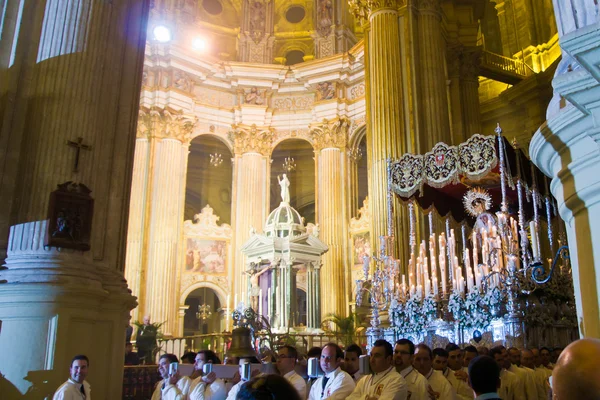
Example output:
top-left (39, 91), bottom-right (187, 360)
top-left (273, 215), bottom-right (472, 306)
top-left (137, 107), bottom-right (197, 142)
top-left (388, 134), bottom-right (498, 197)
top-left (460, 49), bottom-right (482, 81)
top-left (194, 87), bottom-right (235, 108)
top-left (272, 96), bottom-right (314, 111)
top-left (310, 118), bottom-right (350, 150)
top-left (247, 0), bottom-right (267, 43)
top-left (350, 197), bottom-right (371, 233)
top-left (348, 0), bottom-right (405, 24)
top-left (228, 124), bottom-right (274, 155)
top-left (185, 205), bottom-right (232, 239)
top-left (173, 69), bottom-right (193, 92)
top-left (349, 83), bottom-right (366, 99)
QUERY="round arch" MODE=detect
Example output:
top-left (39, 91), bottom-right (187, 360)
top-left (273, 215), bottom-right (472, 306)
top-left (190, 131), bottom-right (234, 154)
top-left (179, 281), bottom-right (228, 308)
top-left (272, 136), bottom-right (314, 150)
top-left (348, 124), bottom-right (366, 150)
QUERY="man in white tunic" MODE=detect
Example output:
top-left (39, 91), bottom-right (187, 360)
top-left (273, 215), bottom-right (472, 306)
top-left (489, 347), bottom-right (521, 400)
top-left (53, 355), bottom-right (91, 400)
top-left (189, 350), bottom-right (227, 400)
top-left (277, 345), bottom-right (307, 399)
top-left (552, 338), bottom-right (600, 400)
top-left (393, 339), bottom-right (429, 400)
top-left (343, 344), bottom-right (364, 382)
top-left (521, 349), bottom-right (547, 400)
top-left (151, 354), bottom-right (191, 400)
top-left (414, 344), bottom-right (456, 400)
top-left (308, 343), bottom-right (355, 400)
top-left (438, 346), bottom-right (473, 400)
top-left (348, 339), bottom-right (407, 400)
top-left (507, 347), bottom-right (538, 400)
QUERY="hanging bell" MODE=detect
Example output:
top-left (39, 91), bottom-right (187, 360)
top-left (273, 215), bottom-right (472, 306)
top-left (227, 327), bottom-right (258, 359)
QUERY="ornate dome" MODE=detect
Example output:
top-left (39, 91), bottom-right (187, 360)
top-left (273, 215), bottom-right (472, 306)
top-left (264, 202), bottom-right (305, 238)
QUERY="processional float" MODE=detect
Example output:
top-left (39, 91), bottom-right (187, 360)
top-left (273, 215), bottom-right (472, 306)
top-left (358, 125), bottom-right (577, 349)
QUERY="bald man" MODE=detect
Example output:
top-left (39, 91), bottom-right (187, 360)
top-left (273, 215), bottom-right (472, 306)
top-left (552, 338), bottom-right (600, 400)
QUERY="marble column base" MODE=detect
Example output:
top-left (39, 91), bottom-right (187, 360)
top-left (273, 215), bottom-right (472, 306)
top-left (0, 221), bottom-right (136, 399)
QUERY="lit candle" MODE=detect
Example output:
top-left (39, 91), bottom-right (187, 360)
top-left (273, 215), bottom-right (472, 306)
top-left (259, 288), bottom-right (263, 317)
top-left (234, 293), bottom-right (238, 309)
top-left (530, 221), bottom-right (539, 259)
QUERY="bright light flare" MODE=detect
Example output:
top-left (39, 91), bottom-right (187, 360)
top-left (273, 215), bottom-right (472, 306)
top-left (153, 25), bottom-right (172, 43)
top-left (192, 37), bottom-right (208, 52)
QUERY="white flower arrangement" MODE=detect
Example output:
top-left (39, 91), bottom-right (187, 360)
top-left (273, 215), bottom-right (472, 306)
top-left (390, 294), bottom-right (435, 336)
top-left (449, 287), bottom-right (503, 330)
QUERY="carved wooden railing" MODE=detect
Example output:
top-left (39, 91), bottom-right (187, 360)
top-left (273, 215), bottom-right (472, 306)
top-left (123, 365), bottom-right (160, 400)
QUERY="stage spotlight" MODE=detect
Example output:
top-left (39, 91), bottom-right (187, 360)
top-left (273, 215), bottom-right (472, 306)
top-left (153, 25), bottom-right (172, 43)
top-left (192, 37), bottom-right (207, 52)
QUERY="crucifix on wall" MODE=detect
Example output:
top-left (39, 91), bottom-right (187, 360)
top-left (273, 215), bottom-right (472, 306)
top-left (66, 137), bottom-right (92, 173)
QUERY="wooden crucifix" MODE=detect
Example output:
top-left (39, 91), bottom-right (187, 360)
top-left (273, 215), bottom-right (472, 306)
top-left (66, 137), bottom-right (92, 173)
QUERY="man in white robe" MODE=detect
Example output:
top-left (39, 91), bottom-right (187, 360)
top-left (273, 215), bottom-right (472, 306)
top-left (414, 344), bottom-right (456, 400)
top-left (521, 349), bottom-right (547, 400)
top-left (343, 344), bottom-right (364, 383)
top-left (151, 354), bottom-right (191, 400)
top-left (507, 347), bottom-right (538, 400)
top-left (489, 347), bottom-right (522, 400)
top-left (189, 350), bottom-right (227, 400)
top-left (348, 339), bottom-right (407, 400)
top-left (394, 339), bottom-right (429, 400)
top-left (53, 355), bottom-right (92, 400)
top-left (277, 345), bottom-right (307, 399)
top-left (443, 345), bottom-right (473, 400)
top-left (308, 343), bottom-right (355, 400)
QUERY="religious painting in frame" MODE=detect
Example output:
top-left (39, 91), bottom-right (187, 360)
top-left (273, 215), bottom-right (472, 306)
top-left (45, 181), bottom-right (94, 251)
top-left (185, 238), bottom-right (227, 274)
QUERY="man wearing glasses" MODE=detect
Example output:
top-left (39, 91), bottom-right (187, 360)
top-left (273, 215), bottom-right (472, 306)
top-left (308, 343), bottom-right (355, 400)
top-left (278, 345), bottom-right (307, 398)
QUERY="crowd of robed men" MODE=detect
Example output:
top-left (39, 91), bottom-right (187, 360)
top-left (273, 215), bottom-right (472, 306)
top-left (52, 336), bottom-right (600, 400)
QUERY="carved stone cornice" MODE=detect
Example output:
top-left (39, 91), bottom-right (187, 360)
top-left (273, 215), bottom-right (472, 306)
top-left (348, 0), bottom-right (405, 25)
top-left (310, 118), bottom-right (350, 151)
top-left (137, 107), bottom-right (197, 143)
top-left (228, 124), bottom-right (274, 156)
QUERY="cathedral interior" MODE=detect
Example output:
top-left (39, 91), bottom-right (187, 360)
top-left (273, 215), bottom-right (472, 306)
top-left (1, 0), bottom-right (600, 398)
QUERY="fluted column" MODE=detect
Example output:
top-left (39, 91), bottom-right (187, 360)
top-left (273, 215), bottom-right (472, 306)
top-left (125, 135), bottom-right (151, 325)
top-left (447, 48), bottom-right (466, 144)
top-left (0, 0), bottom-right (150, 397)
top-left (312, 118), bottom-right (350, 317)
top-left (230, 125), bottom-right (272, 303)
top-left (415, 0), bottom-right (451, 147)
top-left (460, 49), bottom-right (483, 136)
top-left (349, 0), bottom-right (406, 253)
top-left (133, 107), bottom-right (196, 335)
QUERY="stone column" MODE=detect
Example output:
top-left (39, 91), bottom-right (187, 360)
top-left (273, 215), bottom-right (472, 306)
top-left (230, 125), bottom-right (272, 303)
top-left (312, 118), bottom-right (350, 317)
top-left (447, 47), bottom-right (466, 144)
top-left (0, 0), bottom-right (150, 397)
top-left (530, 24), bottom-right (600, 338)
top-left (415, 0), bottom-right (451, 147)
top-left (460, 49), bottom-right (483, 136)
top-left (128, 108), bottom-right (195, 336)
top-left (349, 0), bottom-right (405, 252)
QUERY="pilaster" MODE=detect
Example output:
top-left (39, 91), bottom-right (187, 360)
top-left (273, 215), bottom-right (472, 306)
top-left (229, 124), bottom-right (273, 303)
top-left (126, 107), bottom-right (196, 335)
top-left (414, 0), bottom-right (451, 147)
top-left (349, 0), bottom-right (407, 257)
top-left (312, 118), bottom-right (350, 317)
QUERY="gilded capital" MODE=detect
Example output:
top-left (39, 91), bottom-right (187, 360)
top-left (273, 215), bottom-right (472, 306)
top-left (228, 124), bottom-right (274, 156)
top-left (413, 0), bottom-right (441, 14)
top-left (348, 0), bottom-right (405, 24)
top-left (460, 49), bottom-right (482, 81)
top-left (310, 118), bottom-right (350, 151)
top-left (137, 107), bottom-right (197, 143)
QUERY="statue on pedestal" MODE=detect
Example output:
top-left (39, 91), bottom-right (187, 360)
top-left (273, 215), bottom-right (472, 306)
top-left (277, 174), bottom-right (290, 203)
